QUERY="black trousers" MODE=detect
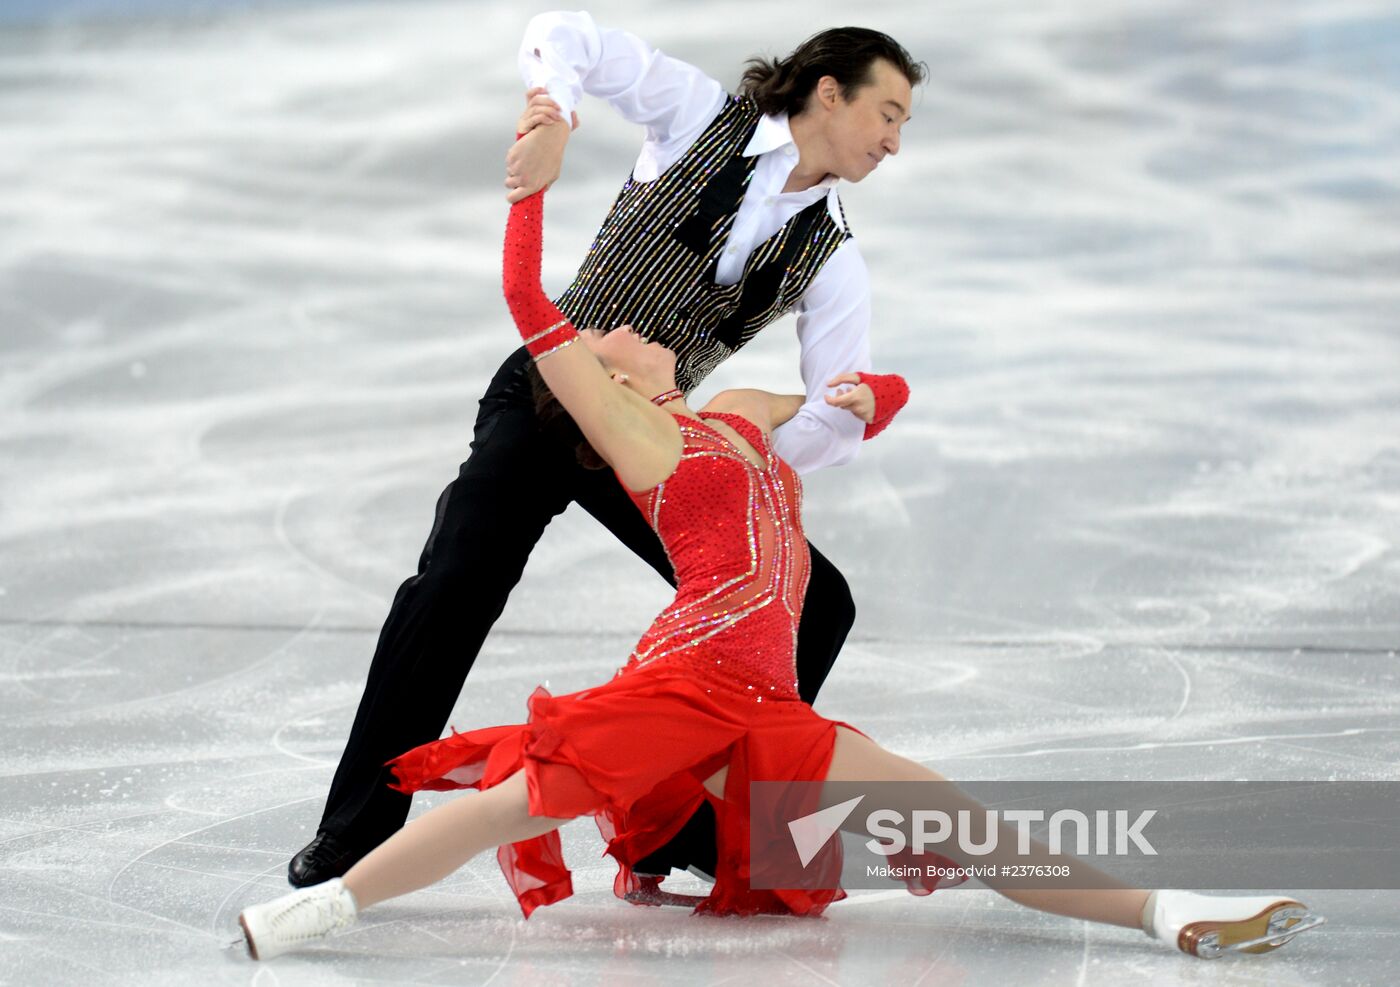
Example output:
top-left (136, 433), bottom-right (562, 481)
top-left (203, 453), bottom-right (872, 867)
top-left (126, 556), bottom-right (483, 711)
top-left (318, 347), bottom-right (856, 870)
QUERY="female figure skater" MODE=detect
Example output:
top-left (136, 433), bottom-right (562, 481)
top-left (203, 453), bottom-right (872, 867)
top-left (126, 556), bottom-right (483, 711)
top-left (238, 170), bottom-right (1324, 963)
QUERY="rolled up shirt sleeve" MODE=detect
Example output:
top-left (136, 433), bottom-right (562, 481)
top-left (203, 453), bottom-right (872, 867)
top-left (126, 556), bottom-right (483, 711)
top-left (518, 10), bottom-right (725, 157)
top-left (770, 238), bottom-right (873, 475)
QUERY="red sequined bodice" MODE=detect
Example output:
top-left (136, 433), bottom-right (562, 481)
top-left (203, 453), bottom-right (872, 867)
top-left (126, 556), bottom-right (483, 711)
top-left (621, 412), bottom-right (810, 701)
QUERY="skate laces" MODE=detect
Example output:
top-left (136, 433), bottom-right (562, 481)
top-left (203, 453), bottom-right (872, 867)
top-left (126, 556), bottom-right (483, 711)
top-left (269, 885), bottom-right (355, 944)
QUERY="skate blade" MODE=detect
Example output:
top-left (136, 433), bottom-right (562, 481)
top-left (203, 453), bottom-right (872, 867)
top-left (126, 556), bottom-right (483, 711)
top-left (1180, 902), bottom-right (1325, 959)
top-left (238, 912), bottom-right (261, 961)
top-left (623, 885), bottom-right (707, 908)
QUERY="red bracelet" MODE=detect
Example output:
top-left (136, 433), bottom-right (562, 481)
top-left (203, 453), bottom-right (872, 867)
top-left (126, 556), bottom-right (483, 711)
top-left (857, 372), bottom-right (909, 440)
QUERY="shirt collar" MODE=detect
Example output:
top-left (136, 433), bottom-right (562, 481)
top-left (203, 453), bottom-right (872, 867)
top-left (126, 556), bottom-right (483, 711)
top-left (745, 113), bottom-right (842, 187)
top-left (743, 112), bottom-right (797, 157)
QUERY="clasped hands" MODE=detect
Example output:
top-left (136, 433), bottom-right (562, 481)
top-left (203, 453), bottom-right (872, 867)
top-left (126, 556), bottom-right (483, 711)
top-left (506, 88), bottom-right (577, 204)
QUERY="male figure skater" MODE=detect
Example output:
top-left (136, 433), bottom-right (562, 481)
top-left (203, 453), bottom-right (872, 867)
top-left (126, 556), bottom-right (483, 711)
top-left (289, 11), bottom-right (922, 887)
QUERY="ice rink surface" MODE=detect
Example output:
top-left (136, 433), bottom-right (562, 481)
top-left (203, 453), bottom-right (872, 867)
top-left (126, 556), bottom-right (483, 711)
top-left (2, 0), bottom-right (1398, 983)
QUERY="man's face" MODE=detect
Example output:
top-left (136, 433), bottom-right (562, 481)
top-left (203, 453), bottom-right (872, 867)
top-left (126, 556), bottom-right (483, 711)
top-left (825, 58), bottom-right (912, 182)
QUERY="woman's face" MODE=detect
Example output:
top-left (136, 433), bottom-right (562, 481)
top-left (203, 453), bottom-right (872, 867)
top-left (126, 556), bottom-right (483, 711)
top-left (581, 326), bottom-right (677, 381)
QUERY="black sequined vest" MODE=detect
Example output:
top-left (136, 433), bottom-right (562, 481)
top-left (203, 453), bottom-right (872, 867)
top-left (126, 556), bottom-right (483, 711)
top-left (553, 96), bottom-right (852, 393)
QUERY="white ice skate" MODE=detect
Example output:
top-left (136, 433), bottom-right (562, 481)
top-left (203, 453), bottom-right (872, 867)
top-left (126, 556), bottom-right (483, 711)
top-left (1143, 890), bottom-right (1325, 958)
top-left (239, 877), bottom-right (359, 960)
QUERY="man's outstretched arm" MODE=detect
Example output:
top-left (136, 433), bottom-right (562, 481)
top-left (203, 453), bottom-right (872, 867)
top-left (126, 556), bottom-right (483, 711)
top-left (518, 11), bottom-right (724, 140)
top-left (507, 10), bottom-right (727, 201)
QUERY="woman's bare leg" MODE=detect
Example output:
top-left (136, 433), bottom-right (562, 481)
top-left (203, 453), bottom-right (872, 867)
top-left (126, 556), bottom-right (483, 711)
top-left (821, 726), bottom-right (1151, 930)
top-left (342, 770), bottom-right (569, 909)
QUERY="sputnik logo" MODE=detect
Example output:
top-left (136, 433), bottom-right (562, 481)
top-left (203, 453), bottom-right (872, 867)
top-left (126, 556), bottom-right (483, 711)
top-left (787, 795), bottom-right (865, 867)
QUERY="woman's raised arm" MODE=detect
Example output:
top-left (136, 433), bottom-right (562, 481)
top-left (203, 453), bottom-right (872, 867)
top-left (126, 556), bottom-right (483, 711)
top-left (502, 190), bottom-right (678, 487)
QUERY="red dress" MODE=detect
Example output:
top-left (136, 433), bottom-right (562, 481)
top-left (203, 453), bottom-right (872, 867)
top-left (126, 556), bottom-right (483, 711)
top-left (387, 193), bottom-right (957, 918)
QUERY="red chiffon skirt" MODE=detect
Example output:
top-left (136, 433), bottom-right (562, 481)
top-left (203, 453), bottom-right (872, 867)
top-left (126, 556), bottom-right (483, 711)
top-left (386, 663), bottom-right (959, 918)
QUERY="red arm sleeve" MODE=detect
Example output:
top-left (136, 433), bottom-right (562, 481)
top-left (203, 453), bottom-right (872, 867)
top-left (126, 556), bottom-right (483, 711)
top-left (857, 372), bottom-right (910, 440)
top-left (503, 190), bottom-right (578, 359)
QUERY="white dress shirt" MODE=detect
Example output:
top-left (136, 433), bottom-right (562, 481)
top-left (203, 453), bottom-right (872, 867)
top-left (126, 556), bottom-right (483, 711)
top-left (519, 11), bottom-right (872, 474)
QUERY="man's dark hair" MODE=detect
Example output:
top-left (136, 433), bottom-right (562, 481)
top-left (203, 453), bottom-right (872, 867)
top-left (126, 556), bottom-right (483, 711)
top-left (739, 27), bottom-right (925, 118)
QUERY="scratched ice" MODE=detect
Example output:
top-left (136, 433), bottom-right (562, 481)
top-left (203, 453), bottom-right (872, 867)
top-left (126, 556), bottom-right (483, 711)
top-left (1, 1), bottom-right (1397, 984)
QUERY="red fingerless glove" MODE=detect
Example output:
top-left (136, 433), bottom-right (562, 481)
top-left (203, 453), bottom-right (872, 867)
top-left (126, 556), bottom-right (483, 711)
top-left (503, 189), bottom-right (578, 360)
top-left (858, 372), bottom-right (909, 440)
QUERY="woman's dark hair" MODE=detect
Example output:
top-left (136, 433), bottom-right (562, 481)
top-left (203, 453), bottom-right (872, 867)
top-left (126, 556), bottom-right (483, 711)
top-left (527, 362), bottom-right (607, 470)
top-left (739, 27), bottom-right (925, 118)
